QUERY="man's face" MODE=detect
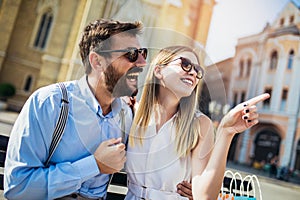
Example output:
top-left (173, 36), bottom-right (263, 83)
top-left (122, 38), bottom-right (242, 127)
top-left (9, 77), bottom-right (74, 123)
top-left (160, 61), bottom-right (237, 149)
top-left (103, 34), bottom-right (147, 97)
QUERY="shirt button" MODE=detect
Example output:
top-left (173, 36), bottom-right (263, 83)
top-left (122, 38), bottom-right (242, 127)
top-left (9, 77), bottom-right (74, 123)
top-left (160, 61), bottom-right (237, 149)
top-left (104, 119), bottom-right (107, 122)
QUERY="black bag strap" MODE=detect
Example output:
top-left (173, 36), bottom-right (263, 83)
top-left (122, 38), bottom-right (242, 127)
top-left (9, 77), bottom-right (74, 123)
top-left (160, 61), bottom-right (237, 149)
top-left (44, 82), bottom-right (69, 167)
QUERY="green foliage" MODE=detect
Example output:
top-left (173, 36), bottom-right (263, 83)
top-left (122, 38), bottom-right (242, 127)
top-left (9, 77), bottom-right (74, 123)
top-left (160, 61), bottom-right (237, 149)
top-left (0, 83), bottom-right (16, 100)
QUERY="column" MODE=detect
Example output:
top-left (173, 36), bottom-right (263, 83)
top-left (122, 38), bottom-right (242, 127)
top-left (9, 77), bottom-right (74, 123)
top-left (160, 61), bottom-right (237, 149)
top-left (270, 57), bottom-right (286, 111)
top-left (238, 129), bottom-right (250, 163)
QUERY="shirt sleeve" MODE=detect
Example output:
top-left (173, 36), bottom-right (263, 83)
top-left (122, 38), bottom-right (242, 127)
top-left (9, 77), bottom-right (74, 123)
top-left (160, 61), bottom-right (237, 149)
top-left (4, 86), bottom-right (99, 200)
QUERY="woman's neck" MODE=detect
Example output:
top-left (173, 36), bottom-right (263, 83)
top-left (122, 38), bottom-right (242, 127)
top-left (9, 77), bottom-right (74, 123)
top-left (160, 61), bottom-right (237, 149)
top-left (155, 88), bottom-right (180, 128)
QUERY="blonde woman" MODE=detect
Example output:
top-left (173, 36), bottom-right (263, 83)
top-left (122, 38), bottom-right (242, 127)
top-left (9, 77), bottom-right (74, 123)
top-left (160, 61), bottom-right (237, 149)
top-left (125, 46), bottom-right (269, 200)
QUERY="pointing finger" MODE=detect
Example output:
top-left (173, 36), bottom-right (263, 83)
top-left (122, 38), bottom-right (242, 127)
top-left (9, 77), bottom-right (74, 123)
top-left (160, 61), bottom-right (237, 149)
top-left (244, 93), bottom-right (270, 107)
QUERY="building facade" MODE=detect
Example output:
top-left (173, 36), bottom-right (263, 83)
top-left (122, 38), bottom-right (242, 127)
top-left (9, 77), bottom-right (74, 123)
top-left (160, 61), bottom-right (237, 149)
top-left (0, 0), bottom-right (215, 111)
top-left (227, 1), bottom-right (300, 171)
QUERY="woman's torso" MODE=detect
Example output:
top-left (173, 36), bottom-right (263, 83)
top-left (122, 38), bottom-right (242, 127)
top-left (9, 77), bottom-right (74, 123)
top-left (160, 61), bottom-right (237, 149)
top-left (125, 114), bottom-right (191, 200)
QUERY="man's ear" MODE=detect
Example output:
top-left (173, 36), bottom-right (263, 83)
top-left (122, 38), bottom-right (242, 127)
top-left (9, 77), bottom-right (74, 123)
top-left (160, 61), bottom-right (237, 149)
top-left (89, 52), bottom-right (103, 71)
top-left (154, 65), bottom-right (163, 79)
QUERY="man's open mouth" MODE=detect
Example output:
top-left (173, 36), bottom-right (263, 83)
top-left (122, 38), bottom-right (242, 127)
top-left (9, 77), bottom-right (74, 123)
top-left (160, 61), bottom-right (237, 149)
top-left (126, 67), bottom-right (143, 81)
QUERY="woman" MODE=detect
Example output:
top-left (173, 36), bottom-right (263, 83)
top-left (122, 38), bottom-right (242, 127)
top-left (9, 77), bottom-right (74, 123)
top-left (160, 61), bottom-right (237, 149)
top-left (125, 46), bottom-right (269, 200)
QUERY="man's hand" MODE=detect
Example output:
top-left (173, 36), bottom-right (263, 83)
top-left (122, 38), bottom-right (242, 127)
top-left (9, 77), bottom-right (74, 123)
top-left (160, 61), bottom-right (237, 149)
top-left (177, 181), bottom-right (193, 200)
top-left (94, 137), bottom-right (126, 174)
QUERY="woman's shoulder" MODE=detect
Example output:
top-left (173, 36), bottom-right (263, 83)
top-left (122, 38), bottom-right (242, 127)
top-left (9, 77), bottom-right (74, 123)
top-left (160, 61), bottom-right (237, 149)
top-left (194, 110), bottom-right (214, 136)
top-left (195, 110), bottom-right (212, 122)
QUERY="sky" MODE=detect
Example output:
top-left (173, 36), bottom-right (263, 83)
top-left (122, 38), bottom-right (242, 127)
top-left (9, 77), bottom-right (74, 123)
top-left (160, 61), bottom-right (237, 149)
top-left (205, 0), bottom-right (291, 63)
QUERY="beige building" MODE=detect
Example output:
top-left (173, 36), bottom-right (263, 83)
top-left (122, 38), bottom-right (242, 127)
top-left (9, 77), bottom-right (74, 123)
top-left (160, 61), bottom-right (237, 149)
top-left (225, 1), bottom-right (300, 171)
top-left (0, 0), bottom-right (215, 111)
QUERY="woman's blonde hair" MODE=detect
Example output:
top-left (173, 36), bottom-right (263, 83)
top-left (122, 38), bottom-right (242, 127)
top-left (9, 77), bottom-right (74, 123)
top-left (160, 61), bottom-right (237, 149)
top-left (129, 45), bottom-right (203, 157)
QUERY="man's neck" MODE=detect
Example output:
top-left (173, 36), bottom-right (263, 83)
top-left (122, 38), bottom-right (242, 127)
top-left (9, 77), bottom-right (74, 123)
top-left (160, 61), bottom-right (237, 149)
top-left (87, 75), bottom-right (114, 116)
top-left (97, 93), bottom-right (114, 116)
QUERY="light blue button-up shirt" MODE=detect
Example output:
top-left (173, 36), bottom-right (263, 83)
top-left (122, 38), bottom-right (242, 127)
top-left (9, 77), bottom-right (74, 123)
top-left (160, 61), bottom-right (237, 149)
top-left (4, 76), bottom-right (133, 200)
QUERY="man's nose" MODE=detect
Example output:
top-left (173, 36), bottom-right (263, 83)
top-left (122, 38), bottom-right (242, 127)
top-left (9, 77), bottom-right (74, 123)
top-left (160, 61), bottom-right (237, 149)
top-left (135, 53), bottom-right (147, 67)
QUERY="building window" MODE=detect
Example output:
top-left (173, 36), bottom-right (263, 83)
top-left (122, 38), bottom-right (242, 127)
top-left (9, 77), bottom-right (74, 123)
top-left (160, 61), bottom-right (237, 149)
top-left (269, 51), bottom-right (278, 70)
top-left (241, 91), bottom-right (246, 103)
top-left (280, 88), bottom-right (288, 111)
top-left (239, 60), bottom-right (244, 77)
top-left (287, 49), bottom-right (294, 70)
top-left (24, 75), bottom-right (33, 92)
top-left (290, 15), bottom-right (294, 24)
top-left (246, 59), bottom-right (251, 76)
top-left (280, 18), bottom-right (284, 26)
top-left (34, 10), bottom-right (53, 49)
top-left (295, 140), bottom-right (300, 170)
top-left (263, 88), bottom-right (272, 109)
top-left (233, 92), bottom-right (238, 107)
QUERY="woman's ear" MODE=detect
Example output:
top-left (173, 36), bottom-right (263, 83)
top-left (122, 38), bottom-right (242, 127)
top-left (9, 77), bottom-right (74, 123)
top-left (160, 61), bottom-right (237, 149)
top-left (154, 65), bottom-right (163, 79)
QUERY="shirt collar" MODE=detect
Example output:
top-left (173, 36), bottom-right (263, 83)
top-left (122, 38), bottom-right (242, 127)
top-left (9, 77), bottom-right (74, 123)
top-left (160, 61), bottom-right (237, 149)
top-left (78, 75), bottom-right (122, 118)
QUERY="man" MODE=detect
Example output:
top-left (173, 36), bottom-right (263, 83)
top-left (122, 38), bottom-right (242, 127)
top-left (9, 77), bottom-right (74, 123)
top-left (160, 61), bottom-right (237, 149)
top-left (4, 19), bottom-right (192, 200)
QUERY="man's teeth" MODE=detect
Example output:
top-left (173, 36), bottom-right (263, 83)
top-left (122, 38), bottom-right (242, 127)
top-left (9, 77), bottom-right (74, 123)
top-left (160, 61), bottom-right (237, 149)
top-left (182, 79), bottom-right (193, 85)
top-left (127, 73), bottom-right (139, 80)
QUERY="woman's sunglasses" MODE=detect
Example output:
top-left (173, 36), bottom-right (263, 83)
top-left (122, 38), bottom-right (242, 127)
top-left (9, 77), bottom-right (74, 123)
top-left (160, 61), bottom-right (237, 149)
top-left (97, 47), bottom-right (148, 62)
top-left (164, 57), bottom-right (204, 79)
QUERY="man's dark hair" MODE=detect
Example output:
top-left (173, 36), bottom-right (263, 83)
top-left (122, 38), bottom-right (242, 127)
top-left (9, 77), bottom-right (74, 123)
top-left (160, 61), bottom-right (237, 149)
top-left (79, 19), bottom-right (143, 74)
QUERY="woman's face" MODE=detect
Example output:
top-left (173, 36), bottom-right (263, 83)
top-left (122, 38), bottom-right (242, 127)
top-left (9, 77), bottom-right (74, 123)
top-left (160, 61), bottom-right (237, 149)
top-left (157, 51), bottom-right (200, 99)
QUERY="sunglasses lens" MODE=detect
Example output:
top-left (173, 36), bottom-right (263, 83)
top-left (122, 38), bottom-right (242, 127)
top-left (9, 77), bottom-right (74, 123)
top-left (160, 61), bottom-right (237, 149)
top-left (194, 65), bottom-right (204, 79)
top-left (125, 48), bottom-right (147, 62)
top-left (180, 58), bottom-right (192, 72)
top-left (180, 57), bottom-right (203, 79)
top-left (125, 49), bottom-right (138, 62)
top-left (140, 48), bottom-right (148, 60)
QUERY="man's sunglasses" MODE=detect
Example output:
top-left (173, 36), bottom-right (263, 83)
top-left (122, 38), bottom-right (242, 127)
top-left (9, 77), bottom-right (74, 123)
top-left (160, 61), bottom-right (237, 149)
top-left (164, 57), bottom-right (204, 79)
top-left (97, 47), bottom-right (148, 62)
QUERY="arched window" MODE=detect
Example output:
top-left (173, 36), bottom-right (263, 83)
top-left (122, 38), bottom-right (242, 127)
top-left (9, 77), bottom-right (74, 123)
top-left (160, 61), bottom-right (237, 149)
top-left (240, 91), bottom-right (246, 103)
top-left (287, 50), bottom-right (294, 70)
top-left (263, 88), bottom-right (272, 109)
top-left (239, 60), bottom-right (244, 77)
top-left (233, 92), bottom-right (238, 107)
top-left (24, 75), bottom-right (33, 92)
top-left (290, 15), bottom-right (294, 24)
top-left (280, 88), bottom-right (288, 111)
top-left (270, 51), bottom-right (278, 70)
top-left (280, 18), bottom-right (284, 26)
top-left (246, 59), bottom-right (252, 76)
top-left (295, 140), bottom-right (300, 170)
top-left (34, 9), bottom-right (53, 49)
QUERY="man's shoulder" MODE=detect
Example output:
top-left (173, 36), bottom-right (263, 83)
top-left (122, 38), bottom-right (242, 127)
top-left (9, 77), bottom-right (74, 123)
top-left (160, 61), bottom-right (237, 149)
top-left (31, 81), bottom-right (76, 104)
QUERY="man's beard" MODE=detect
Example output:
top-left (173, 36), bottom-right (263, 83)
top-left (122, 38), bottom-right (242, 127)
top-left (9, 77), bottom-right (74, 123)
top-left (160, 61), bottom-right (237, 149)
top-left (104, 63), bottom-right (137, 97)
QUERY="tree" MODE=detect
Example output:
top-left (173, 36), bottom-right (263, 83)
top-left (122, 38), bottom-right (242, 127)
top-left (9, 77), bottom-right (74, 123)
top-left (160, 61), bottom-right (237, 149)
top-left (0, 83), bottom-right (16, 101)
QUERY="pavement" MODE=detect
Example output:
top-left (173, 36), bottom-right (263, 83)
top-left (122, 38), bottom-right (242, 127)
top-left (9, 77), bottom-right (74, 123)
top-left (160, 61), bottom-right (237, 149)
top-left (226, 161), bottom-right (300, 190)
top-left (0, 111), bottom-right (18, 137)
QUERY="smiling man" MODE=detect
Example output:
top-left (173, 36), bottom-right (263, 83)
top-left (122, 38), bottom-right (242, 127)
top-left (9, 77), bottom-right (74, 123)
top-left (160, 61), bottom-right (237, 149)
top-left (4, 19), bottom-right (146, 200)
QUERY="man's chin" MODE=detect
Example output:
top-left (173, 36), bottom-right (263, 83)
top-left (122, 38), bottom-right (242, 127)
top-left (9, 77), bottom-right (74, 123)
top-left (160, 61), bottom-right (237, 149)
top-left (112, 87), bottom-right (137, 98)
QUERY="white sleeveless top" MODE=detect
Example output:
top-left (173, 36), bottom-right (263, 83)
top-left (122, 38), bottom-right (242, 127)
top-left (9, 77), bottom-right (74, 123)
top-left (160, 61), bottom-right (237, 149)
top-left (125, 113), bottom-right (196, 200)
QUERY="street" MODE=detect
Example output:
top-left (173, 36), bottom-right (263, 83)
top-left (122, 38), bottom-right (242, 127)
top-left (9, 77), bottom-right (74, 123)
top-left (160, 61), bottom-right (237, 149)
top-left (0, 172), bottom-right (299, 200)
top-left (227, 165), bottom-right (300, 200)
top-left (261, 181), bottom-right (300, 200)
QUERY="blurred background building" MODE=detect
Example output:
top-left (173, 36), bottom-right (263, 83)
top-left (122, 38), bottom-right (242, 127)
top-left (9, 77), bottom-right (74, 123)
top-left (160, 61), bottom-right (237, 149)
top-left (0, 0), bottom-right (214, 110)
top-left (206, 1), bottom-right (300, 172)
top-left (0, 0), bottom-right (300, 173)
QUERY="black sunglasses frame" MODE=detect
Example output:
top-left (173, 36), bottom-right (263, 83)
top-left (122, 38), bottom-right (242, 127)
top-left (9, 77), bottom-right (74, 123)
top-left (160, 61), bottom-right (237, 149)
top-left (164, 57), bottom-right (204, 79)
top-left (96, 47), bottom-right (148, 62)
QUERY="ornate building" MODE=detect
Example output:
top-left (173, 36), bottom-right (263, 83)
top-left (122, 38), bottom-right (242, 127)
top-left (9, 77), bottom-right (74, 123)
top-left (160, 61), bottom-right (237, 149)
top-left (0, 0), bottom-right (215, 111)
top-left (226, 0), bottom-right (300, 171)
